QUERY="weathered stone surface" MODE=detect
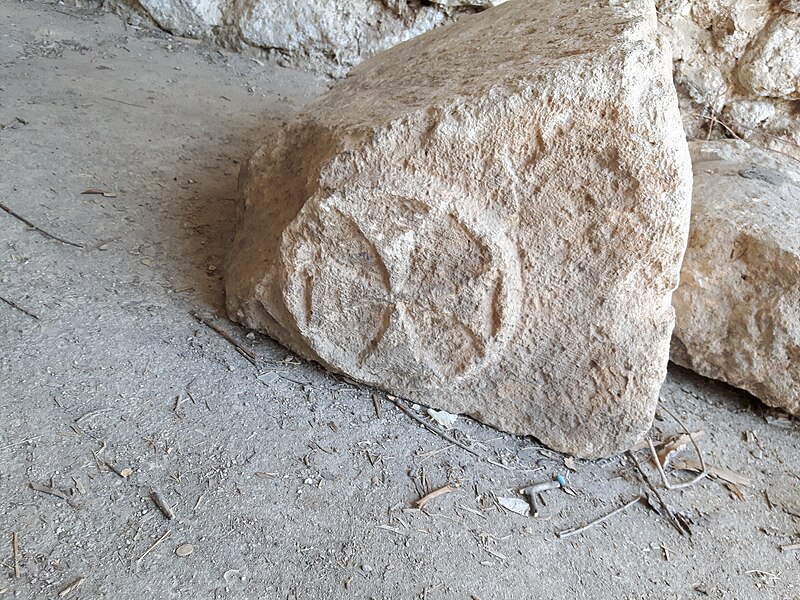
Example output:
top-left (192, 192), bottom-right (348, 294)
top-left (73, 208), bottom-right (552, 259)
top-left (657, 0), bottom-right (800, 160)
top-left (109, 0), bottom-right (503, 77)
top-left (133, 0), bottom-right (223, 38)
top-left (107, 0), bottom-right (799, 156)
top-left (672, 141), bottom-right (800, 416)
top-left (237, 1), bottom-right (450, 78)
top-left (737, 12), bottom-right (800, 100)
top-left (225, 0), bottom-right (692, 457)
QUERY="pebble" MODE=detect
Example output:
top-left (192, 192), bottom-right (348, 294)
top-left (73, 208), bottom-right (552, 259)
top-left (176, 544), bottom-right (194, 557)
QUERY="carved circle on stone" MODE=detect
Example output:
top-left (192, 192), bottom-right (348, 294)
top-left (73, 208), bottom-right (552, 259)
top-left (281, 188), bottom-right (522, 387)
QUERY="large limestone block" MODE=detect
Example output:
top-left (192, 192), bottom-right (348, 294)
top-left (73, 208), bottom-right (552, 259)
top-left (226, 0), bottom-right (692, 457)
top-left (673, 141), bottom-right (800, 415)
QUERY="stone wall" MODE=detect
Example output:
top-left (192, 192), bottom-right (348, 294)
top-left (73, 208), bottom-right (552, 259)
top-left (108, 0), bottom-right (502, 78)
top-left (658, 0), bottom-right (800, 161)
top-left (109, 0), bottom-right (799, 155)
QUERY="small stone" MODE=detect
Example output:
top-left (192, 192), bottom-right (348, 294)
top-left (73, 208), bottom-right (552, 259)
top-left (175, 544), bottom-right (194, 557)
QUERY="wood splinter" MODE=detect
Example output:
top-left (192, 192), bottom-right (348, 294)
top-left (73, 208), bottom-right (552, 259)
top-left (557, 496), bottom-right (643, 539)
top-left (371, 392), bottom-right (382, 419)
top-left (414, 484), bottom-right (460, 510)
top-left (11, 533), bottom-right (20, 578)
top-left (137, 530), bottom-right (171, 564)
top-left (151, 491), bottom-right (175, 520)
top-left (58, 576), bottom-right (85, 598)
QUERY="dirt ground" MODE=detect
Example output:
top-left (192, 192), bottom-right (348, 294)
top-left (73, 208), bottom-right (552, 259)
top-left (1, 3), bottom-right (798, 599)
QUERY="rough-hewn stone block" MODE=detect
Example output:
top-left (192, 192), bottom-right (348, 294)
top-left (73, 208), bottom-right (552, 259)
top-left (673, 141), bottom-right (800, 416)
top-left (226, 0), bottom-right (692, 457)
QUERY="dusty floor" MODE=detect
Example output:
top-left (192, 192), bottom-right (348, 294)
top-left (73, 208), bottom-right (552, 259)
top-left (1, 3), bottom-right (799, 599)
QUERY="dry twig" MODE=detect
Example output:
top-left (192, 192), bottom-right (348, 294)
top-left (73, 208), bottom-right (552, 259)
top-left (557, 496), bottom-right (643, 539)
top-left (29, 482), bottom-right (70, 501)
top-left (190, 311), bottom-right (257, 365)
top-left (101, 96), bottom-right (146, 109)
top-left (415, 484), bottom-right (459, 509)
top-left (392, 399), bottom-right (480, 458)
top-left (626, 451), bottom-right (688, 536)
top-left (58, 577), bottom-right (85, 598)
top-left (74, 408), bottom-right (112, 424)
top-left (137, 530), bottom-right (171, 564)
top-left (0, 436), bottom-right (39, 451)
top-left (695, 113), bottom-right (800, 166)
top-left (11, 533), bottom-right (19, 578)
top-left (0, 201), bottom-right (84, 248)
top-left (660, 406), bottom-right (706, 466)
top-left (0, 295), bottom-right (39, 320)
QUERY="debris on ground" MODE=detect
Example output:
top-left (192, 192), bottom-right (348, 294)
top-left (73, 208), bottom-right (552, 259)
top-left (427, 408), bottom-right (457, 430)
top-left (655, 431), bottom-right (706, 467)
top-left (414, 484), bottom-right (460, 509)
top-left (671, 459), bottom-right (751, 487)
